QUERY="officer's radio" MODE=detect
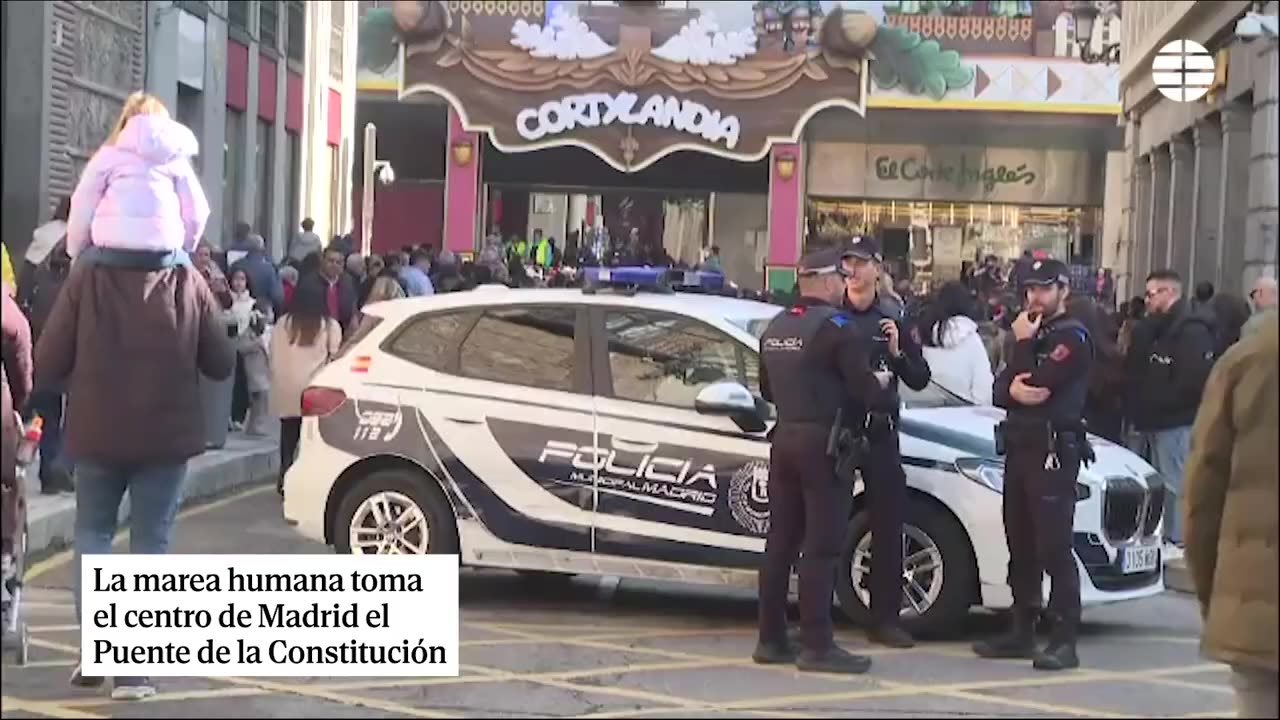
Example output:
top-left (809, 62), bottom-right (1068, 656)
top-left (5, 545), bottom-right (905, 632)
top-left (994, 422), bottom-right (1007, 456)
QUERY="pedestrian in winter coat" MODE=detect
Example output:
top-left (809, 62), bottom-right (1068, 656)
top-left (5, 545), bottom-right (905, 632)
top-left (1126, 270), bottom-right (1217, 552)
top-left (287, 218), bottom-right (322, 264)
top-left (15, 240), bottom-right (74, 493)
top-left (226, 269), bottom-right (272, 435)
top-left (1, 284), bottom-right (32, 567)
top-left (34, 246), bottom-right (233, 699)
top-left (1183, 310), bottom-right (1278, 719)
top-left (270, 277), bottom-right (342, 493)
top-left (64, 93), bottom-right (208, 260)
top-left (918, 282), bottom-right (994, 404)
top-left (192, 241), bottom-right (232, 308)
top-left (229, 234), bottom-right (284, 317)
top-left (24, 198), bottom-right (70, 272)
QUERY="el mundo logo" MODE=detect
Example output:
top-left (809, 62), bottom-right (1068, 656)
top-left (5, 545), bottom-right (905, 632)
top-left (1152, 40), bottom-right (1216, 103)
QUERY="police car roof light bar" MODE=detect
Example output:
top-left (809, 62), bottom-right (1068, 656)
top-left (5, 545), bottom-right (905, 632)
top-left (580, 266), bottom-right (726, 296)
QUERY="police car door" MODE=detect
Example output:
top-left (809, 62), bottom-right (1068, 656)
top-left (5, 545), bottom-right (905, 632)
top-left (375, 302), bottom-right (596, 554)
top-left (586, 306), bottom-right (771, 569)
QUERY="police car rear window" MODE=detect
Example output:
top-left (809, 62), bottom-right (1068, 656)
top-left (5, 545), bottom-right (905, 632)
top-left (384, 310), bottom-right (475, 372)
top-left (335, 315), bottom-right (383, 359)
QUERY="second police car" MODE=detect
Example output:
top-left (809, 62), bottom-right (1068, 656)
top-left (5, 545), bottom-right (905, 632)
top-left (281, 273), bottom-right (1165, 634)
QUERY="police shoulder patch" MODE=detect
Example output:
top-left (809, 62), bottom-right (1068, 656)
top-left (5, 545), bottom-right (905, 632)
top-left (1049, 343), bottom-right (1071, 362)
top-left (828, 313), bottom-right (851, 328)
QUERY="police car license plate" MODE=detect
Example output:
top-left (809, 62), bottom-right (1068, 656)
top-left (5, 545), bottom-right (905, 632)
top-left (1121, 546), bottom-right (1159, 574)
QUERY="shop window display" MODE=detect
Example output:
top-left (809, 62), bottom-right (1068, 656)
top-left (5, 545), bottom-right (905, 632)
top-left (806, 198), bottom-right (1095, 293)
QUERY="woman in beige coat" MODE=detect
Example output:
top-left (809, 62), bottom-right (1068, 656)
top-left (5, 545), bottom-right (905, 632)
top-left (269, 276), bottom-right (341, 493)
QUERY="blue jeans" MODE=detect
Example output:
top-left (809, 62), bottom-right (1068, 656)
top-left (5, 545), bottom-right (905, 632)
top-left (1140, 426), bottom-right (1193, 545)
top-left (72, 461), bottom-right (188, 624)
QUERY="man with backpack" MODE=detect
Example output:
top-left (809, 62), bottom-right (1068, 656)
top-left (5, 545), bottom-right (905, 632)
top-left (1126, 269), bottom-right (1217, 561)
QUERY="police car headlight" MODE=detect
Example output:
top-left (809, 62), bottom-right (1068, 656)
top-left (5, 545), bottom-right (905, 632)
top-left (955, 458), bottom-right (1005, 493)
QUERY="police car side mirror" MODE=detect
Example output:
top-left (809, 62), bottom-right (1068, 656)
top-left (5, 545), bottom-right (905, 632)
top-left (695, 382), bottom-right (767, 433)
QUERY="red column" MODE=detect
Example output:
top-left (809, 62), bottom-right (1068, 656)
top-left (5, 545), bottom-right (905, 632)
top-left (766, 142), bottom-right (804, 292)
top-left (443, 107), bottom-right (482, 257)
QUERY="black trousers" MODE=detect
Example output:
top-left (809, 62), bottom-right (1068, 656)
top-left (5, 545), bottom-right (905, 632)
top-left (231, 355), bottom-right (249, 424)
top-left (1003, 438), bottom-right (1081, 624)
top-left (279, 418), bottom-right (302, 488)
top-left (758, 423), bottom-right (852, 654)
top-left (861, 432), bottom-right (907, 625)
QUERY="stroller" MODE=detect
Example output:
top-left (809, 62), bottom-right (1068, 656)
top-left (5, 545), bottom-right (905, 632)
top-left (1, 412), bottom-right (32, 666)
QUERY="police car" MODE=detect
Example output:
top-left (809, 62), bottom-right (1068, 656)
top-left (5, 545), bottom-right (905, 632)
top-left (281, 272), bottom-right (1165, 634)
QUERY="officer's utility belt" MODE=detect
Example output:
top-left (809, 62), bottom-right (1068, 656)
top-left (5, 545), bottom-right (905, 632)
top-left (827, 409), bottom-right (870, 478)
top-left (995, 419), bottom-right (1095, 469)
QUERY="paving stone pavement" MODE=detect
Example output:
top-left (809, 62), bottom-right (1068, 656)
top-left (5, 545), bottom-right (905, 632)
top-left (2, 484), bottom-right (1237, 719)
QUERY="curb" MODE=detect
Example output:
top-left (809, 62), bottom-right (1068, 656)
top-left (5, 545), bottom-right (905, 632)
top-left (1165, 558), bottom-right (1194, 594)
top-left (25, 437), bottom-right (280, 562)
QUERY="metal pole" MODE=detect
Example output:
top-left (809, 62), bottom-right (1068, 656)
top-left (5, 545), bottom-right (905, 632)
top-left (361, 122), bottom-right (376, 257)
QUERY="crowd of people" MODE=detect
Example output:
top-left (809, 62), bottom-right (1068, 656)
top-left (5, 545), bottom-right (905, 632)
top-left (897, 264), bottom-right (1276, 562)
top-left (1, 87), bottom-right (1277, 708)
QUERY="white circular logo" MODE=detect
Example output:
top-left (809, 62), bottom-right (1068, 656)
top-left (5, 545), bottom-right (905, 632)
top-left (1152, 40), bottom-right (1215, 103)
top-left (728, 460), bottom-right (770, 536)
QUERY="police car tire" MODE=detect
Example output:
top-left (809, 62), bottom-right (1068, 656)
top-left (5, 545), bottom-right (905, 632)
top-left (333, 470), bottom-right (459, 556)
top-left (835, 499), bottom-right (976, 637)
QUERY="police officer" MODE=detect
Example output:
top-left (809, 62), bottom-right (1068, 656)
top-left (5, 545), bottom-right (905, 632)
top-left (838, 236), bottom-right (931, 649)
top-left (974, 258), bottom-right (1094, 671)
top-left (756, 246), bottom-right (888, 675)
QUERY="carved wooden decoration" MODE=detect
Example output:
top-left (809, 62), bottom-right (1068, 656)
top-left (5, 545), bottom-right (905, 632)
top-left (398, 1), bottom-right (870, 172)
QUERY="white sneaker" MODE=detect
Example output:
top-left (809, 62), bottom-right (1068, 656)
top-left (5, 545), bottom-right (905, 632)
top-left (1163, 544), bottom-right (1185, 562)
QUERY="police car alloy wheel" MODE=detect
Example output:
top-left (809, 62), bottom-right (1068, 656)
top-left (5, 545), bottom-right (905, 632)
top-left (836, 500), bottom-right (977, 636)
top-left (333, 469), bottom-right (459, 555)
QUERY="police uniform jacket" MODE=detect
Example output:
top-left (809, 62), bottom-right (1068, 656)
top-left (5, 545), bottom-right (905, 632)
top-left (994, 313), bottom-right (1093, 428)
top-left (759, 297), bottom-right (883, 427)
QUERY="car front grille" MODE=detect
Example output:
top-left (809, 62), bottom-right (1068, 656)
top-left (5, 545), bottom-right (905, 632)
top-left (1142, 473), bottom-right (1166, 537)
top-left (1103, 476), bottom-right (1144, 542)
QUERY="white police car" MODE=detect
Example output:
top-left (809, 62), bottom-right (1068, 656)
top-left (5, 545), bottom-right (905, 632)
top-left (282, 278), bottom-right (1165, 634)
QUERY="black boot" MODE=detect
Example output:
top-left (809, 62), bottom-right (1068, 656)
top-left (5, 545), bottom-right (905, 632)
top-left (1032, 615), bottom-right (1079, 671)
top-left (867, 623), bottom-right (915, 649)
top-left (752, 638), bottom-right (797, 665)
top-left (973, 607), bottom-right (1037, 659)
top-left (796, 645), bottom-right (873, 675)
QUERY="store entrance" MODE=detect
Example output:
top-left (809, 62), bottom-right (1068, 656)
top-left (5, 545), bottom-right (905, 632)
top-left (484, 185), bottom-right (711, 268)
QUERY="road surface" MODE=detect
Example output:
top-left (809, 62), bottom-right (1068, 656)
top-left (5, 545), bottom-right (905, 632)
top-left (2, 483), bottom-right (1235, 719)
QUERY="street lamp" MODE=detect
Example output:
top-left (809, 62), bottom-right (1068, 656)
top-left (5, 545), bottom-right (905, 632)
top-left (1070, 1), bottom-right (1120, 65)
top-left (360, 123), bottom-right (397, 256)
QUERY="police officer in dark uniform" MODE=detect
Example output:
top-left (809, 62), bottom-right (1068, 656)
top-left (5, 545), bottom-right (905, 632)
top-left (974, 258), bottom-right (1094, 671)
top-left (838, 236), bottom-right (932, 648)
top-left (755, 246), bottom-right (888, 675)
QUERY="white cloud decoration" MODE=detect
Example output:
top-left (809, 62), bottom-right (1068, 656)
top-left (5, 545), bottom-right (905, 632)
top-left (510, 6), bottom-right (615, 61)
top-left (651, 12), bottom-right (758, 66)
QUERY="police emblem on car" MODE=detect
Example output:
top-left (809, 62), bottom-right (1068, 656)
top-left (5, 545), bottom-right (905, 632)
top-left (728, 459), bottom-right (770, 535)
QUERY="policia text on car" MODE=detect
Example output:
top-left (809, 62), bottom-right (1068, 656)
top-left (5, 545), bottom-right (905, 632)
top-left (975, 258), bottom-right (1096, 671)
top-left (755, 246), bottom-right (892, 675)
top-left (838, 236), bottom-right (932, 650)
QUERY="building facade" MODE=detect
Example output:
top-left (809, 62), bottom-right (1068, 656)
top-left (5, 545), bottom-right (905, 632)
top-left (1117, 0), bottom-right (1278, 298)
top-left (353, 1), bottom-right (1122, 293)
top-left (1, 0), bottom-right (358, 263)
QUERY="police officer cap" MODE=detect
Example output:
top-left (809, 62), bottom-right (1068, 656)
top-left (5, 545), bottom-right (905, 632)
top-left (844, 235), bottom-right (884, 263)
top-left (1023, 258), bottom-right (1070, 287)
top-left (798, 246), bottom-right (853, 276)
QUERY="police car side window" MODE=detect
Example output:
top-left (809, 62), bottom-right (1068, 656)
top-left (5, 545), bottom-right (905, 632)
top-left (604, 310), bottom-right (742, 410)
top-left (460, 306), bottom-right (578, 393)
top-left (385, 310), bottom-right (474, 373)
